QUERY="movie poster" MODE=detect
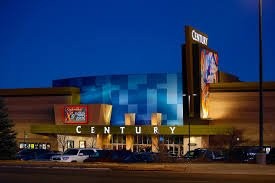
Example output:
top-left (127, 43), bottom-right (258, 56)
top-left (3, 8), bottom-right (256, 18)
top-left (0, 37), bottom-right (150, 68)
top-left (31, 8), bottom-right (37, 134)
top-left (64, 105), bottom-right (88, 124)
top-left (200, 48), bottom-right (218, 118)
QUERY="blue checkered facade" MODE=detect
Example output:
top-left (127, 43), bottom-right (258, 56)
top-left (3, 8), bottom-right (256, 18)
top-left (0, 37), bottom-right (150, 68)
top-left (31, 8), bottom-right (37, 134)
top-left (53, 73), bottom-right (183, 126)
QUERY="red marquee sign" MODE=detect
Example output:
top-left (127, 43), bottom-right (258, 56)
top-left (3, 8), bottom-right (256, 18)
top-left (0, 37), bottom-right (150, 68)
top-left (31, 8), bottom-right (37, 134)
top-left (64, 105), bottom-right (88, 124)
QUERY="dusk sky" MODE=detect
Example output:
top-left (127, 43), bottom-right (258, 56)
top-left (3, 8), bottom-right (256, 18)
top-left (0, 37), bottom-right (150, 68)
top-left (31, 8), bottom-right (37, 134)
top-left (0, 0), bottom-right (274, 88)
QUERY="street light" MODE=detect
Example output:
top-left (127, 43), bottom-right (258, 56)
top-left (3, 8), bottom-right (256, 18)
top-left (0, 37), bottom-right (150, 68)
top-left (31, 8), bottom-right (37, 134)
top-left (183, 93), bottom-right (197, 153)
top-left (258, 0), bottom-right (263, 151)
top-left (256, 0), bottom-right (266, 164)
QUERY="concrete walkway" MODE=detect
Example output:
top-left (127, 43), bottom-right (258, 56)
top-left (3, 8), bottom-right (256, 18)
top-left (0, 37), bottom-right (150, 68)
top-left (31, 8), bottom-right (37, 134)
top-left (1, 161), bottom-right (275, 175)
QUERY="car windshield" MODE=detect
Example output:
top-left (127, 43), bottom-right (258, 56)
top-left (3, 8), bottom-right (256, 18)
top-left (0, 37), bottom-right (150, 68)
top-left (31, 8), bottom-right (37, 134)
top-left (193, 149), bottom-right (206, 157)
top-left (79, 150), bottom-right (95, 156)
top-left (18, 149), bottom-right (32, 155)
top-left (90, 150), bottom-right (109, 158)
top-left (63, 149), bottom-right (79, 155)
top-left (184, 151), bottom-right (194, 157)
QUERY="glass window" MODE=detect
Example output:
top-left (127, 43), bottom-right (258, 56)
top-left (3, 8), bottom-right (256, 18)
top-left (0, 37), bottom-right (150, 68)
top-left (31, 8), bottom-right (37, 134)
top-left (63, 149), bottom-right (78, 155)
top-left (122, 136), bottom-right (126, 144)
top-left (159, 136), bottom-right (164, 143)
top-left (113, 135), bottom-right (118, 143)
top-left (147, 136), bottom-right (152, 144)
top-left (169, 136), bottom-right (174, 144)
top-left (138, 135), bottom-right (142, 144)
top-left (79, 141), bottom-right (86, 148)
top-left (165, 136), bottom-right (169, 144)
top-left (80, 150), bottom-right (95, 156)
top-left (134, 135), bottom-right (138, 144)
top-left (67, 140), bottom-right (74, 148)
top-left (142, 136), bottom-right (147, 144)
top-left (118, 135), bottom-right (122, 143)
top-left (177, 136), bottom-right (183, 144)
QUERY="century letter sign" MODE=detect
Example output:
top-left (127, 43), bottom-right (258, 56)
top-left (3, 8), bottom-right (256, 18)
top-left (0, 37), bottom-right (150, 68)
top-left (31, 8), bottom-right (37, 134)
top-left (75, 125), bottom-right (178, 135)
top-left (30, 124), bottom-right (233, 135)
top-left (191, 29), bottom-right (208, 46)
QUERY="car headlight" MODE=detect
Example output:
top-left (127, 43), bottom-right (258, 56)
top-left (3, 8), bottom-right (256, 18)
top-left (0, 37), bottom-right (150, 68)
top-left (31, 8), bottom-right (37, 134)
top-left (62, 157), bottom-right (70, 160)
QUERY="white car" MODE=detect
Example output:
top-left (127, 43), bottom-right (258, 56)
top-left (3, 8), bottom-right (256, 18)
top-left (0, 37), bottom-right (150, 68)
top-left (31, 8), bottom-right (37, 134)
top-left (51, 148), bottom-right (98, 162)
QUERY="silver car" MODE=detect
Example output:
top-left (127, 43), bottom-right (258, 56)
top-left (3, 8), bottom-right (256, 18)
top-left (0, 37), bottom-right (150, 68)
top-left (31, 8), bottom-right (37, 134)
top-left (51, 148), bottom-right (98, 162)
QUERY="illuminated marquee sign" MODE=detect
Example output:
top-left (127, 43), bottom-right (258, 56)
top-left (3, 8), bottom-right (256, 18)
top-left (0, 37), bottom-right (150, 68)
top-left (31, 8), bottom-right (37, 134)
top-left (191, 30), bottom-right (208, 46)
top-left (200, 48), bottom-right (218, 119)
top-left (183, 26), bottom-right (210, 118)
top-left (75, 125), bottom-right (177, 135)
top-left (30, 124), bottom-right (233, 135)
top-left (64, 105), bottom-right (88, 124)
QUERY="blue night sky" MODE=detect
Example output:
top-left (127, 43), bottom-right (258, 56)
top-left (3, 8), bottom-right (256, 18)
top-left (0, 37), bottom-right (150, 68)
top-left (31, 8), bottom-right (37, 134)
top-left (0, 0), bottom-right (274, 88)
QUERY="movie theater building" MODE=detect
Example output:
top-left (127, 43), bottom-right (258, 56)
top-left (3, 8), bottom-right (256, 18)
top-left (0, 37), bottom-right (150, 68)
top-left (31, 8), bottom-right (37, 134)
top-left (1, 26), bottom-right (275, 154)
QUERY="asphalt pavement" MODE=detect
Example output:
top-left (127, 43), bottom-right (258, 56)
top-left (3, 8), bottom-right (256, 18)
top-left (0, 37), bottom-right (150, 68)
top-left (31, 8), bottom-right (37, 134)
top-left (1, 161), bottom-right (275, 175)
top-left (1, 165), bottom-right (275, 183)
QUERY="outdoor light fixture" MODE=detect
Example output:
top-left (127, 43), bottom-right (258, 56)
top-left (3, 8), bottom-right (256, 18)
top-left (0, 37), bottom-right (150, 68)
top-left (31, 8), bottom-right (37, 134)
top-left (183, 93), bottom-right (197, 153)
top-left (258, 0), bottom-right (263, 151)
top-left (256, 0), bottom-right (266, 164)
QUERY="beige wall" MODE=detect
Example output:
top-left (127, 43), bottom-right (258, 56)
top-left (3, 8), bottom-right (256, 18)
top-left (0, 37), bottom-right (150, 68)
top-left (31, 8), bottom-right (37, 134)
top-left (4, 95), bottom-right (74, 149)
top-left (208, 91), bottom-right (275, 147)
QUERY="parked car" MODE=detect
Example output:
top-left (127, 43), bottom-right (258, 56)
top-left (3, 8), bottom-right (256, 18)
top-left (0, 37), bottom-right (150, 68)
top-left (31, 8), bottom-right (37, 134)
top-left (84, 150), bottom-right (158, 163)
top-left (83, 150), bottom-right (113, 162)
top-left (267, 148), bottom-right (275, 164)
top-left (84, 150), bottom-right (133, 163)
top-left (32, 152), bottom-right (62, 161)
top-left (226, 146), bottom-right (270, 163)
top-left (134, 152), bottom-right (160, 163)
top-left (16, 149), bottom-right (52, 161)
top-left (183, 148), bottom-right (225, 162)
top-left (51, 148), bottom-right (98, 163)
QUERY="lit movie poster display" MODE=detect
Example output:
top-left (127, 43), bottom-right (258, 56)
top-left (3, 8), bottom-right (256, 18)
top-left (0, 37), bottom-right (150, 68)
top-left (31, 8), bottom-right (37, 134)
top-left (200, 48), bottom-right (218, 118)
top-left (64, 105), bottom-right (88, 124)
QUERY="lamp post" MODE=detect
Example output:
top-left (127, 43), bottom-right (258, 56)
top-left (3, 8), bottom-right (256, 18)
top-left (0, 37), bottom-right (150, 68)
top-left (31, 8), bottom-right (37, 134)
top-left (258, 0), bottom-right (263, 151)
top-left (256, 0), bottom-right (266, 164)
top-left (183, 93), bottom-right (197, 154)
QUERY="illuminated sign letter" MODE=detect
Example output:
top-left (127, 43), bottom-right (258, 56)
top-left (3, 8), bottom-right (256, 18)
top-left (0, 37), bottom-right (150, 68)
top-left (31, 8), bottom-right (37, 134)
top-left (135, 127), bottom-right (141, 134)
top-left (104, 127), bottom-right (110, 134)
top-left (153, 127), bottom-right (159, 134)
top-left (120, 127), bottom-right (125, 134)
top-left (192, 30), bottom-right (198, 41)
top-left (76, 126), bottom-right (82, 134)
top-left (169, 126), bottom-right (176, 134)
top-left (191, 30), bottom-right (208, 46)
top-left (91, 127), bottom-right (95, 134)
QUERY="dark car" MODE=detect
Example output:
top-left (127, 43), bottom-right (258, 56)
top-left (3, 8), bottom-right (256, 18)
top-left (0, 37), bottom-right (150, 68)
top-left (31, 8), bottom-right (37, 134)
top-left (16, 149), bottom-right (52, 161)
top-left (226, 146), bottom-right (270, 163)
top-left (183, 148), bottom-right (224, 162)
top-left (267, 148), bottom-right (275, 164)
top-left (84, 150), bottom-right (113, 162)
top-left (123, 152), bottom-right (158, 163)
top-left (84, 150), bottom-right (132, 163)
top-left (84, 150), bottom-right (157, 163)
top-left (32, 152), bottom-right (62, 161)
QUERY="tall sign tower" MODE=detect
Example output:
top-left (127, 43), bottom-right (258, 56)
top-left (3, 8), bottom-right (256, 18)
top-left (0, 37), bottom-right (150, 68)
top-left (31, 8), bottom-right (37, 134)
top-left (182, 26), bottom-right (219, 120)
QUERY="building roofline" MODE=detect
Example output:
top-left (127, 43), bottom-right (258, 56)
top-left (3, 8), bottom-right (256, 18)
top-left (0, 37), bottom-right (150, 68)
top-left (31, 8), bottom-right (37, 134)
top-left (0, 87), bottom-right (80, 97)
top-left (209, 82), bottom-right (275, 92)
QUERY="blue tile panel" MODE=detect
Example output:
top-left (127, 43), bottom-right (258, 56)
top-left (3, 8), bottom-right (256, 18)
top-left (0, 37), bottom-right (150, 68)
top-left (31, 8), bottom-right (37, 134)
top-left (53, 73), bottom-right (184, 126)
